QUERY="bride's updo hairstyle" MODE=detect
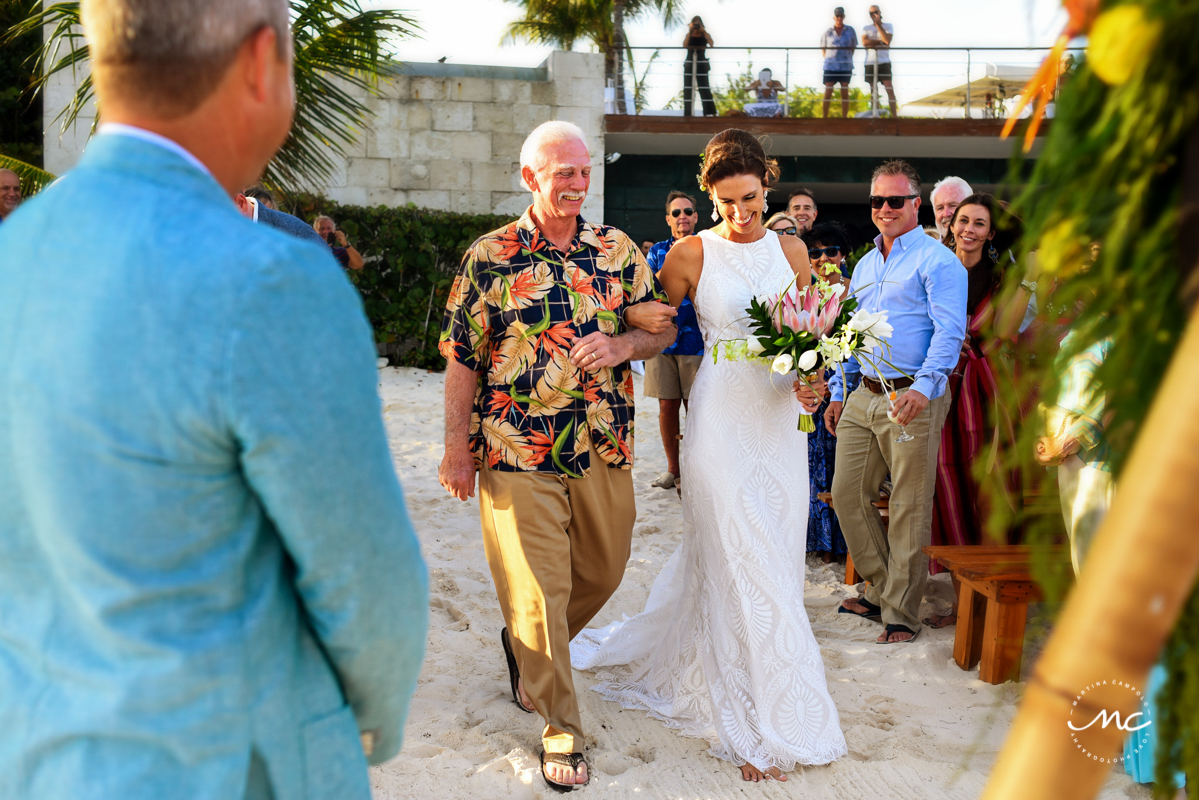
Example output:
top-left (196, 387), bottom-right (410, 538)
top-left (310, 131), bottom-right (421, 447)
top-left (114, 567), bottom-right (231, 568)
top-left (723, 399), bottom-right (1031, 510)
top-left (699, 129), bottom-right (780, 192)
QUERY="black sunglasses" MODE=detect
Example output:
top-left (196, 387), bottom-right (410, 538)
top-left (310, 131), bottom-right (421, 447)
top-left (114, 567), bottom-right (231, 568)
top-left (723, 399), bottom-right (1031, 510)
top-left (670, 207), bottom-right (695, 217)
top-left (773, 226), bottom-right (798, 236)
top-left (869, 194), bottom-right (919, 209)
top-left (809, 246), bottom-right (842, 259)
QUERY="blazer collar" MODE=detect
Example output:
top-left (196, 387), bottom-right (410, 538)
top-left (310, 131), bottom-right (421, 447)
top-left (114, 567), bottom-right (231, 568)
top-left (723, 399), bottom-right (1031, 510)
top-left (78, 132), bottom-right (231, 209)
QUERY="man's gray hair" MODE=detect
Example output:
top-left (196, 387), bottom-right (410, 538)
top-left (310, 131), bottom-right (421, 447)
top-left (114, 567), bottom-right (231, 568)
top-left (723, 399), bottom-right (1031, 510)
top-left (519, 121), bottom-right (589, 191)
top-left (82, 0), bottom-right (290, 116)
top-left (931, 176), bottom-right (973, 203)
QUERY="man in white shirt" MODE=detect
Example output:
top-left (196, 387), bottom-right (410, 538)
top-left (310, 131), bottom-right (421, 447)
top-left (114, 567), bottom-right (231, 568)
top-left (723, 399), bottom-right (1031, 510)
top-left (862, 5), bottom-right (897, 118)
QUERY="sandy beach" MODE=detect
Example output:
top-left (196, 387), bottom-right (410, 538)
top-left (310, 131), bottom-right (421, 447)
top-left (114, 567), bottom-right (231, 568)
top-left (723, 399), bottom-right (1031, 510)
top-left (370, 366), bottom-right (1149, 800)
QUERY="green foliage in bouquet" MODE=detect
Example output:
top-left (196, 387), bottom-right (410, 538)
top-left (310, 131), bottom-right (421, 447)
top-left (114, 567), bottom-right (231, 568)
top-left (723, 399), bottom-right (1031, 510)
top-left (980, 1), bottom-right (1199, 791)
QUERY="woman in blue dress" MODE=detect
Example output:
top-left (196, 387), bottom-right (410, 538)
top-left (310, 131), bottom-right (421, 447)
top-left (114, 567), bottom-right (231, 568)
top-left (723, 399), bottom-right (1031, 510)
top-left (803, 223), bottom-right (856, 560)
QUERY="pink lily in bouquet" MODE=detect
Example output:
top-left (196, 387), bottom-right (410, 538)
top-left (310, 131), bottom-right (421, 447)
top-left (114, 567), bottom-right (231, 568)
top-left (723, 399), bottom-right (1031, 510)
top-left (766, 283), bottom-right (845, 340)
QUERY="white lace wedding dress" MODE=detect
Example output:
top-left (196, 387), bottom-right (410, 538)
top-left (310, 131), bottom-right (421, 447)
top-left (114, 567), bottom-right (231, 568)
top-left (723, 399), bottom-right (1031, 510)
top-left (571, 229), bottom-right (848, 771)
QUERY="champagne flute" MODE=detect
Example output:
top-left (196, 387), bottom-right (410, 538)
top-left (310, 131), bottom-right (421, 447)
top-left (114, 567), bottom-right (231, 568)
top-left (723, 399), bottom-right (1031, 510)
top-left (887, 388), bottom-right (915, 443)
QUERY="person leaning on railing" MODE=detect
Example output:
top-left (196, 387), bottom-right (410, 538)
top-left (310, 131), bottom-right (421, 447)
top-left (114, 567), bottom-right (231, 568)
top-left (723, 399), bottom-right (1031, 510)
top-left (682, 16), bottom-right (716, 117)
top-left (821, 6), bottom-right (857, 118)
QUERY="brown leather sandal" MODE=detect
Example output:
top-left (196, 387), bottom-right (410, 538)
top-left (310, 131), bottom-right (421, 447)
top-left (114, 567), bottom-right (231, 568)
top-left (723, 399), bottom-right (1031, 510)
top-left (541, 751), bottom-right (589, 793)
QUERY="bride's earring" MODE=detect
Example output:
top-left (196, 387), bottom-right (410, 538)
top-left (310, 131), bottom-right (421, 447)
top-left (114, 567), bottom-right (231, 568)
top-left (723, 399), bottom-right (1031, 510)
top-left (711, 207), bottom-right (719, 222)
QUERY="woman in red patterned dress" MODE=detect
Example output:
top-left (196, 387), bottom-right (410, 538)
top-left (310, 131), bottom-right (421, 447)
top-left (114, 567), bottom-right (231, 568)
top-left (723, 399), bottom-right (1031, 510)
top-left (925, 194), bottom-right (1028, 628)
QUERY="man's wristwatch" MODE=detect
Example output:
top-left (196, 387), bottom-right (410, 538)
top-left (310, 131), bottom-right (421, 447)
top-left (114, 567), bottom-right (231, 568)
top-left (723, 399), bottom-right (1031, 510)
top-left (1020, 279), bottom-right (1037, 293)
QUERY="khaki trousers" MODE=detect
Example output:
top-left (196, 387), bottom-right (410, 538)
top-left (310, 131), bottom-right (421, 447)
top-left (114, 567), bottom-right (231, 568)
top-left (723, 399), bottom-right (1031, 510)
top-left (478, 449), bottom-right (634, 754)
top-left (1057, 455), bottom-right (1114, 575)
top-left (831, 386), bottom-right (951, 629)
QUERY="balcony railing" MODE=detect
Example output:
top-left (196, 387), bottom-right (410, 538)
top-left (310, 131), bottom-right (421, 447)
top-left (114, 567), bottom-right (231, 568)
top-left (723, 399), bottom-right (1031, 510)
top-left (613, 46), bottom-right (1085, 120)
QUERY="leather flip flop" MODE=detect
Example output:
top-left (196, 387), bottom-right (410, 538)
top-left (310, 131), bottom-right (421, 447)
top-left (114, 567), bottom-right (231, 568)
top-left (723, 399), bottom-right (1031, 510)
top-left (501, 628), bottom-right (535, 713)
top-left (541, 751), bottom-right (589, 793)
top-left (878, 623), bottom-right (921, 644)
top-left (838, 598), bottom-right (882, 622)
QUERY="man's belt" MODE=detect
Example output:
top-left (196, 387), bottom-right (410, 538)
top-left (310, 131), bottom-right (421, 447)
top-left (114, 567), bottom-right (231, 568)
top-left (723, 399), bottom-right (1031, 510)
top-left (861, 375), bottom-right (914, 394)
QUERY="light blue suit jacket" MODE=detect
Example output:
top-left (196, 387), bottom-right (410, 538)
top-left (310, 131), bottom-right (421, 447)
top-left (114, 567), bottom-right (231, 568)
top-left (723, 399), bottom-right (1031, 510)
top-left (0, 133), bottom-right (429, 799)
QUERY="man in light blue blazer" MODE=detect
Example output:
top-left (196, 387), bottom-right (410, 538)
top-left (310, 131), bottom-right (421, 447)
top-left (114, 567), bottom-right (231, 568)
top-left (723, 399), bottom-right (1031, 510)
top-left (0, 1), bottom-right (428, 798)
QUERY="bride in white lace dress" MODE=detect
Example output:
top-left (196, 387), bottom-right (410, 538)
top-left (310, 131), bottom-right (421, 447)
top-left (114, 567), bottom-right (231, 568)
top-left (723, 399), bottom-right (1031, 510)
top-left (571, 130), bottom-right (848, 782)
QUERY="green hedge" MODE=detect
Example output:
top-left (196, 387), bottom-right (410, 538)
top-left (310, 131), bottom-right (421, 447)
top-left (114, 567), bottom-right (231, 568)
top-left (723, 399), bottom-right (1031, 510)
top-left (292, 197), bottom-right (511, 370)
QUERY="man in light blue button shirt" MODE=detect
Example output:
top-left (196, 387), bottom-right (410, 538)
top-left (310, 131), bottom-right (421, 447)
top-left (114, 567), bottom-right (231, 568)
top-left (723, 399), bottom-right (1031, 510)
top-left (0, 1), bottom-right (428, 798)
top-left (826, 160), bottom-right (966, 644)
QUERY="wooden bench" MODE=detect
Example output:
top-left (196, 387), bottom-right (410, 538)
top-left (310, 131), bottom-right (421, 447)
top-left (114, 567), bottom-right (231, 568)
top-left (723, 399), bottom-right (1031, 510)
top-left (923, 545), bottom-right (1071, 685)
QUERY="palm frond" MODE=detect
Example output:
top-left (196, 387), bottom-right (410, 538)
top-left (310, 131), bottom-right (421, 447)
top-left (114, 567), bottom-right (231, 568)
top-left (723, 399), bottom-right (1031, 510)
top-left (0, 153), bottom-right (57, 195)
top-left (2, 0), bottom-right (420, 192)
top-left (280, 2), bottom-right (420, 189)
top-left (4, 2), bottom-right (94, 135)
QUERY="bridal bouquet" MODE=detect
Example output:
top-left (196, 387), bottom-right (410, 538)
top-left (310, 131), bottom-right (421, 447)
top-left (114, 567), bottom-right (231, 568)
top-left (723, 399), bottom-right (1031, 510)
top-left (715, 277), bottom-right (896, 432)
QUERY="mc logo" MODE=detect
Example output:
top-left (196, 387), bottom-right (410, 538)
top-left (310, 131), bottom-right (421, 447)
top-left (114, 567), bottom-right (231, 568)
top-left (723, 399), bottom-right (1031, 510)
top-left (1066, 679), bottom-right (1151, 764)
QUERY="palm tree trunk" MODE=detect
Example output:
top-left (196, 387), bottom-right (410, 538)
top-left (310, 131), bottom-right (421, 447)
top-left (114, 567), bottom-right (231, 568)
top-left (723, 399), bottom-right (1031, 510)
top-left (981, 125), bottom-right (1199, 797)
top-left (612, 0), bottom-right (627, 114)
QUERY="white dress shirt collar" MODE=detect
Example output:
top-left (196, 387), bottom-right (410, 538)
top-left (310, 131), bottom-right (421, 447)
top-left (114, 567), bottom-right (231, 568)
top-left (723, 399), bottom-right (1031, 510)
top-left (98, 123), bottom-right (212, 179)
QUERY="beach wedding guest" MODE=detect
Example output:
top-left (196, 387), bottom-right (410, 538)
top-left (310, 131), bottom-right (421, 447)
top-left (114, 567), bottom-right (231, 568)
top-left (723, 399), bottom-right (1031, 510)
top-left (1035, 334), bottom-right (1113, 574)
top-left (826, 159), bottom-right (966, 645)
top-left (765, 211), bottom-right (799, 237)
top-left (0, 1), bottom-right (430, 797)
top-left (805, 222), bottom-right (857, 563)
top-left (926, 195), bottom-right (1027, 627)
top-left (645, 190), bottom-right (703, 491)
top-left (573, 127), bottom-right (847, 784)
top-left (437, 120), bottom-right (677, 792)
top-left (787, 188), bottom-right (819, 237)
top-left (314, 214), bottom-right (364, 270)
top-left (0, 168), bottom-right (22, 221)
top-left (930, 175), bottom-right (973, 238)
top-left (682, 16), bottom-right (716, 117)
top-left (821, 7), bottom-right (858, 119)
top-left (640, 238), bottom-right (655, 257)
top-left (235, 188), bottom-right (327, 246)
top-left (862, 5), bottom-right (897, 117)
top-left (744, 68), bottom-right (786, 118)
top-left (245, 183), bottom-right (277, 209)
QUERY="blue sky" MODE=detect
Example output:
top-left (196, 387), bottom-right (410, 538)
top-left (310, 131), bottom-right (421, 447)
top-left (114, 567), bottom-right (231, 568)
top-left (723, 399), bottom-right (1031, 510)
top-left (371, 0), bottom-right (1069, 109)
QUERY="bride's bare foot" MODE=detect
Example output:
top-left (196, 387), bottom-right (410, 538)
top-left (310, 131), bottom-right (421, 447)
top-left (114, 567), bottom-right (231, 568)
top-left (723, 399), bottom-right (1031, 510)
top-left (739, 764), bottom-right (788, 782)
top-left (740, 764), bottom-right (764, 782)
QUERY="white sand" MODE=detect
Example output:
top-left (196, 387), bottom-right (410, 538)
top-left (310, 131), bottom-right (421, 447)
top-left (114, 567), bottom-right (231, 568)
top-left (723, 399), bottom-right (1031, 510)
top-left (371, 366), bottom-right (1149, 800)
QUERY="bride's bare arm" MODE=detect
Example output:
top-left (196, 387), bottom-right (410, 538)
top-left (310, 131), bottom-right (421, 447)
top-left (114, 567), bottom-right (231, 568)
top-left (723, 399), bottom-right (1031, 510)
top-left (777, 235), bottom-right (813, 286)
top-left (658, 236), bottom-right (703, 308)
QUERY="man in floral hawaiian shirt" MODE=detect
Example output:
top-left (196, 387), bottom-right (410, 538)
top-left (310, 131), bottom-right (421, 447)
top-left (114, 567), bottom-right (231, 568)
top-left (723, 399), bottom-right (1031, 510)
top-left (438, 121), bottom-right (677, 789)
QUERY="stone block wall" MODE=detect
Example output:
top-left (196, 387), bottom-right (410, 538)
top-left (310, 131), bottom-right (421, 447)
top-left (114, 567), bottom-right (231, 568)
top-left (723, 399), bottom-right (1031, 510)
top-left (42, 50), bottom-right (608, 222)
top-left (304, 50), bottom-right (607, 222)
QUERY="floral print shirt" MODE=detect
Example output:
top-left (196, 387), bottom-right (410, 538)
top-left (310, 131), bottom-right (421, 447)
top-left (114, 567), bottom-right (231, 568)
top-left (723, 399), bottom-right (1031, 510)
top-left (440, 208), bottom-right (666, 477)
